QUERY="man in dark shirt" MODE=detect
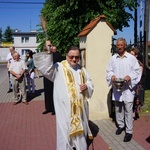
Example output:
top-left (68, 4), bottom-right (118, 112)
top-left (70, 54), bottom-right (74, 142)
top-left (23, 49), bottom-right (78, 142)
top-left (42, 45), bottom-right (62, 115)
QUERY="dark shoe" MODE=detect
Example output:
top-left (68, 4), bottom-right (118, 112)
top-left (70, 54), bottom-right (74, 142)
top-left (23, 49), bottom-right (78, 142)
top-left (13, 101), bottom-right (20, 105)
top-left (42, 110), bottom-right (51, 114)
top-left (135, 112), bottom-right (139, 119)
top-left (7, 89), bottom-right (13, 93)
top-left (124, 133), bottom-right (132, 142)
top-left (22, 101), bottom-right (29, 105)
top-left (116, 127), bottom-right (124, 135)
top-left (51, 111), bottom-right (55, 115)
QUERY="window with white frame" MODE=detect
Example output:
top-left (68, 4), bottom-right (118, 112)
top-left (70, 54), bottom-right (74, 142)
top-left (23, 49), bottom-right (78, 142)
top-left (21, 37), bottom-right (29, 43)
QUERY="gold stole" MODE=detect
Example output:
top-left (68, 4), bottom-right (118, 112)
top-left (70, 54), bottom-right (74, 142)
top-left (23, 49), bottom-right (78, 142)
top-left (61, 60), bottom-right (87, 138)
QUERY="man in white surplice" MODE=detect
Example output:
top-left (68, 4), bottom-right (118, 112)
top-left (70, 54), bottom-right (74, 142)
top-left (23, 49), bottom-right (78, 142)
top-left (33, 40), bottom-right (94, 150)
top-left (106, 38), bottom-right (141, 142)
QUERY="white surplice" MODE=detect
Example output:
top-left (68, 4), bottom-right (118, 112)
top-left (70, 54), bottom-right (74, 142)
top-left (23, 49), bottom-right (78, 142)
top-left (106, 52), bottom-right (141, 102)
top-left (33, 52), bottom-right (94, 150)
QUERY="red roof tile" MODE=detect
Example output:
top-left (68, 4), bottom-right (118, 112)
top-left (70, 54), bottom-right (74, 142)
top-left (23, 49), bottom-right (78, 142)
top-left (78, 15), bottom-right (116, 37)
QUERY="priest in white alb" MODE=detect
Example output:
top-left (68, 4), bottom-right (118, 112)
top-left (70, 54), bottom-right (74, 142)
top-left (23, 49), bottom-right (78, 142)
top-left (33, 40), bottom-right (94, 150)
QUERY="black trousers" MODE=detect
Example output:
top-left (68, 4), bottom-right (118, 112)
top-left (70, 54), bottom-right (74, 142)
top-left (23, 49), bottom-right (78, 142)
top-left (43, 77), bottom-right (54, 112)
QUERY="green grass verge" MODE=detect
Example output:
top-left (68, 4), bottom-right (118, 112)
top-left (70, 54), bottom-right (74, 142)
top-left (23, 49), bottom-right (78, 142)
top-left (140, 90), bottom-right (150, 115)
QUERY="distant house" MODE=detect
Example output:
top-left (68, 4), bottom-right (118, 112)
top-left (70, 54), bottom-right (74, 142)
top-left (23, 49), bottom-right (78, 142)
top-left (0, 30), bottom-right (40, 62)
top-left (13, 30), bottom-right (40, 59)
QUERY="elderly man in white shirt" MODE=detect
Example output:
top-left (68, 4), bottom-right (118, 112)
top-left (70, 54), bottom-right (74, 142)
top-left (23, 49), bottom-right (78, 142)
top-left (9, 52), bottom-right (28, 105)
top-left (106, 37), bottom-right (141, 142)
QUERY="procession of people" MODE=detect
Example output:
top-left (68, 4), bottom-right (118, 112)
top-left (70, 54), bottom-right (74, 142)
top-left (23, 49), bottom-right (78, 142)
top-left (5, 37), bottom-right (144, 149)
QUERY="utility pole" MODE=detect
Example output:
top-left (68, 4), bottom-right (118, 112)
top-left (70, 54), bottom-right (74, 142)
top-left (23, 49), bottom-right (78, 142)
top-left (134, 0), bottom-right (138, 46)
top-left (142, 0), bottom-right (150, 104)
top-left (145, 0), bottom-right (150, 69)
top-left (140, 0), bottom-right (144, 55)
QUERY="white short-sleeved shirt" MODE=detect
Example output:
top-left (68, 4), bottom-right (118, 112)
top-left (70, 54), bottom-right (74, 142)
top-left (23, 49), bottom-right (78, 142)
top-left (9, 59), bottom-right (27, 75)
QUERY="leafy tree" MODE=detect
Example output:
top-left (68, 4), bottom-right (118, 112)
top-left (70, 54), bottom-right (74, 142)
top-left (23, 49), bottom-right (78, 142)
top-left (0, 28), bottom-right (2, 42)
top-left (3, 26), bottom-right (13, 42)
top-left (38, 0), bottom-right (137, 54)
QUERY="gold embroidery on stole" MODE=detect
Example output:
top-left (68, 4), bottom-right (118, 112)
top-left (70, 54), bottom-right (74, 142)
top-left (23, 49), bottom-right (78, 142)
top-left (80, 69), bottom-right (93, 140)
top-left (61, 60), bottom-right (85, 138)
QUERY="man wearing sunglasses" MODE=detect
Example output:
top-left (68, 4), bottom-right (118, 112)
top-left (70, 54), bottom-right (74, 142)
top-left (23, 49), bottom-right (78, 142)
top-left (33, 40), bottom-right (94, 150)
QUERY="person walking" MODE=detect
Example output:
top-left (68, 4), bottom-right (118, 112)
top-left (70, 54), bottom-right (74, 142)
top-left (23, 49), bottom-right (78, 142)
top-left (9, 52), bottom-right (28, 105)
top-left (130, 47), bottom-right (143, 120)
top-left (106, 37), bottom-right (141, 142)
top-left (42, 45), bottom-right (62, 115)
top-left (25, 50), bottom-right (35, 95)
top-left (33, 40), bottom-right (94, 150)
top-left (6, 46), bottom-right (15, 93)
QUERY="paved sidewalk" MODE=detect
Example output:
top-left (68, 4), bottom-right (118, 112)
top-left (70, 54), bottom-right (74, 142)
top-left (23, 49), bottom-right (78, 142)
top-left (0, 66), bottom-right (150, 150)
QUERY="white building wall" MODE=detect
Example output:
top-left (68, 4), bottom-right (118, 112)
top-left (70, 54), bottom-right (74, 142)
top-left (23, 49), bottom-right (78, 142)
top-left (13, 36), bottom-right (38, 47)
top-left (80, 21), bottom-right (114, 120)
top-left (0, 48), bottom-right (10, 62)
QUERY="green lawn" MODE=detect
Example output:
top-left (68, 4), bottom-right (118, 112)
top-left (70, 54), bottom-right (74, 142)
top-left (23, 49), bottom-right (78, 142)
top-left (140, 68), bottom-right (150, 115)
top-left (140, 90), bottom-right (150, 115)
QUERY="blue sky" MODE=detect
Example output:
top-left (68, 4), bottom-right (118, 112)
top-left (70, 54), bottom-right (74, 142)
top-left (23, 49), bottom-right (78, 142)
top-left (0, 0), bottom-right (148, 44)
top-left (0, 0), bottom-right (45, 32)
top-left (114, 20), bottom-right (134, 44)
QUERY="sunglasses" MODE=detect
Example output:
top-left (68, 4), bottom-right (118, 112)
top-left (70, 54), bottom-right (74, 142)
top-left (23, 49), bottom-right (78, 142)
top-left (48, 44), bottom-right (52, 47)
top-left (67, 55), bottom-right (80, 59)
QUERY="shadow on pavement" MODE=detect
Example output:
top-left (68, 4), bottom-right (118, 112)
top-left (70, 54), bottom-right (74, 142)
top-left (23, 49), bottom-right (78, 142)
top-left (146, 135), bottom-right (150, 143)
top-left (27, 88), bottom-right (44, 102)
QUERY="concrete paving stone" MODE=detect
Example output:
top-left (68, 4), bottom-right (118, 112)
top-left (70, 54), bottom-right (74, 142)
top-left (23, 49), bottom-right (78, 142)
top-left (108, 125), bottom-right (116, 131)
top-left (112, 140), bottom-right (120, 146)
top-left (120, 141), bottom-right (129, 147)
top-left (97, 121), bottom-right (105, 127)
top-left (98, 131), bottom-right (105, 137)
top-left (114, 136), bottom-right (123, 142)
top-left (102, 131), bottom-right (110, 136)
top-left (101, 135), bottom-right (112, 143)
top-left (107, 134), bottom-right (116, 141)
top-left (115, 134), bottom-right (126, 140)
top-left (100, 127), bottom-right (107, 133)
top-left (116, 145), bottom-right (127, 150)
top-left (127, 142), bottom-right (138, 150)
top-left (130, 139), bottom-right (139, 146)
top-left (105, 128), bottom-right (112, 133)
top-left (109, 132), bottom-right (120, 138)
top-left (108, 143), bottom-right (119, 150)
top-left (124, 147), bottom-right (133, 150)
top-left (136, 145), bottom-right (145, 150)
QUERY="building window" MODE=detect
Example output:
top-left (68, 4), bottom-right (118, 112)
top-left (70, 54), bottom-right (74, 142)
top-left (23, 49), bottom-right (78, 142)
top-left (21, 37), bottom-right (29, 43)
top-left (21, 49), bottom-right (30, 60)
top-left (21, 49), bottom-right (30, 55)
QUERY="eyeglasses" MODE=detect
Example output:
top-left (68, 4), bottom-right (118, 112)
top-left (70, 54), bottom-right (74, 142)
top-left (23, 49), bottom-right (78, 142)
top-left (67, 55), bottom-right (80, 59)
top-left (48, 44), bottom-right (52, 47)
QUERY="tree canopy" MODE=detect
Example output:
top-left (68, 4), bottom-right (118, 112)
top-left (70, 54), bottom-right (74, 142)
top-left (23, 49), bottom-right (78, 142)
top-left (3, 26), bottom-right (13, 42)
top-left (0, 28), bottom-right (2, 42)
top-left (38, 0), bottom-right (137, 54)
